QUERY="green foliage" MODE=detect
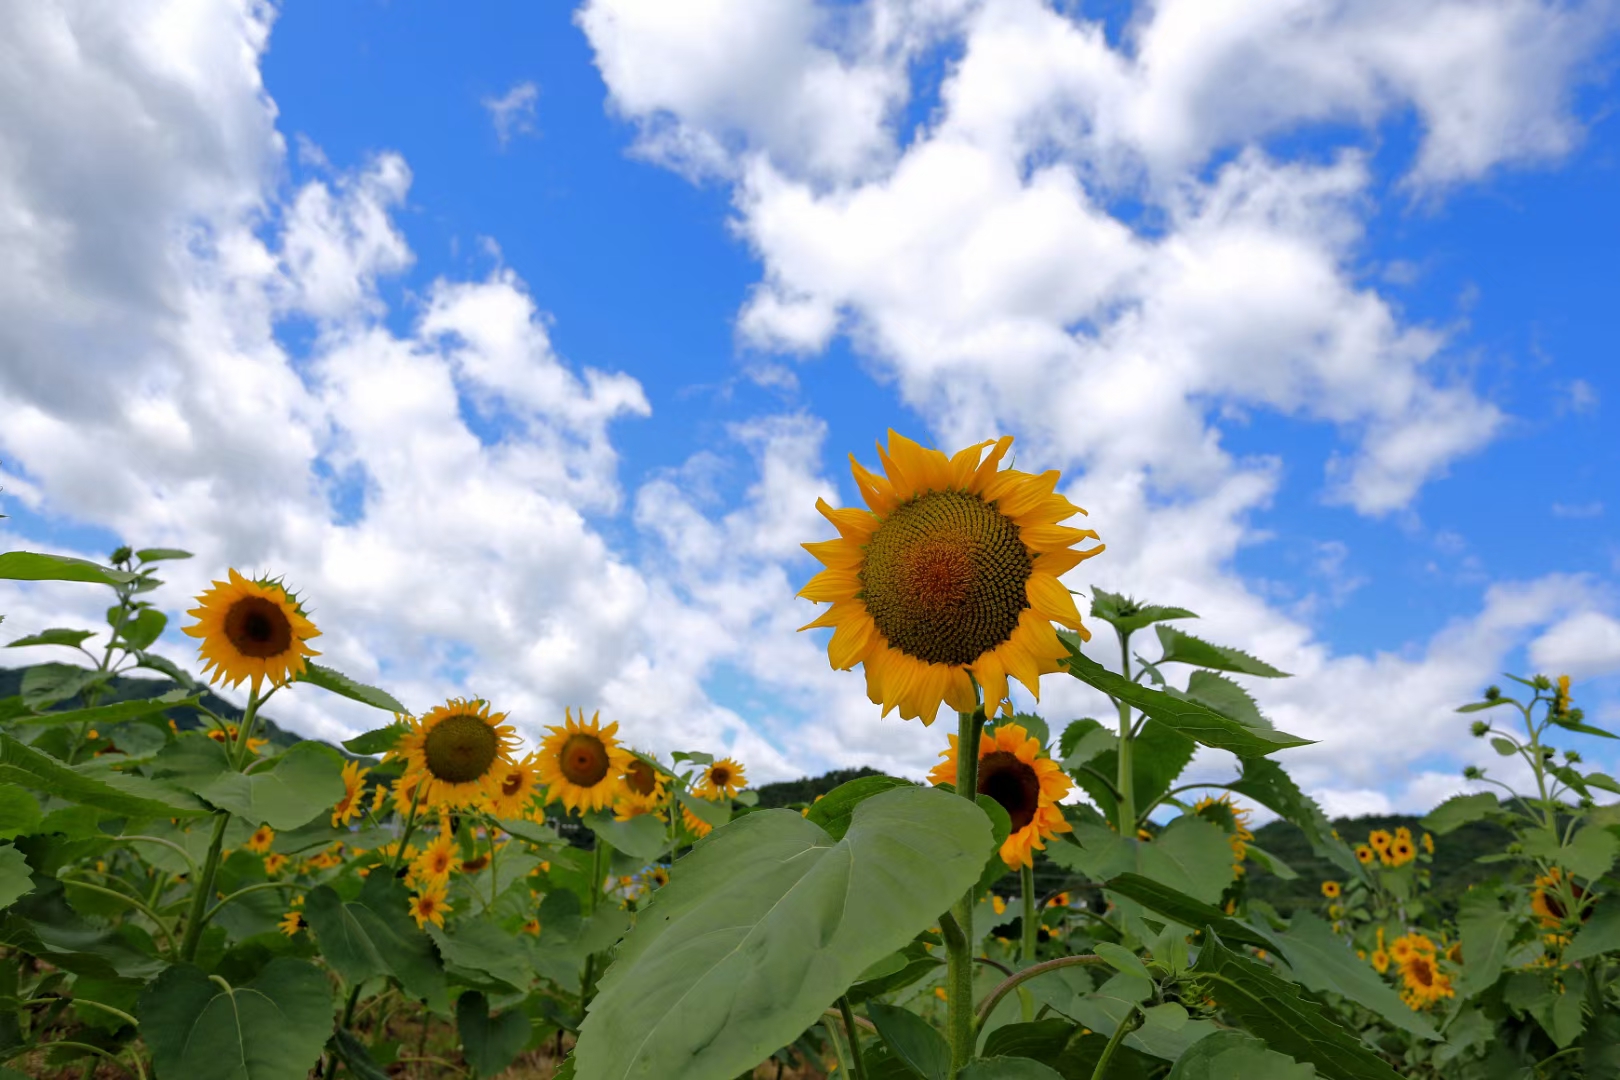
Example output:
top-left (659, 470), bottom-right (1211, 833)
top-left (137, 958), bottom-right (334, 1080)
top-left (296, 661), bottom-right (406, 713)
top-left (1165, 1030), bottom-right (1315, 1080)
top-left (0, 731), bottom-right (205, 817)
top-left (1088, 587), bottom-right (1199, 637)
top-left (867, 999), bottom-right (952, 1080)
top-left (803, 773), bottom-right (916, 840)
top-left (456, 990), bottom-right (532, 1077)
top-left (303, 875), bottom-right (448, 1013)
top-left (0, 551), bottom-right (134, 585)
top-left (1076, 718), bottom-right (1194, 827)
top-left (1153, 626), bottom-right (1290, 678)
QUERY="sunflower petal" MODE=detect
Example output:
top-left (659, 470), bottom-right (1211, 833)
top-left (850, 455), bottom-right (899, 517)
top-left (884, 430), bottom-right (952, 497)
top-left (991, 470), bottom-right (1060, 520)
top-left (965, 436), bottom-right (1015, 495)
top-left (816, 497), bottom-right (879, 541)
top-left (1027, 572), bottom-right (1083, 630)
top-left (798, 567), bottom-right (861, 602)
top-left (973, 651), bottom-right (1010, 716)
top-left (828, 615), bottom-right (877, 670)
top-left (947, 440), bottom-right (995, 489)
top-left (802, 537), bottom-right (864, 569)
top-left (1019, 524), bottom-right (1103, 553)
top-left (1032, 548), bottom-right (1090, 577)
top-left (944, 666), bottom-right (977, 714)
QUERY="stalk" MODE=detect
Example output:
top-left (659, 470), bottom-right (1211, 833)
top-left (1019, 861), bottom-right (1038, 1021)
top-left (947, 705), bottom-right (987, 1076)
top-left (178, 810), bottom-right (230, 962)
top-left (1090, 1006), bottom-right (1142, 1080)
top-left (1114, 628), bottom-right (1136, 834)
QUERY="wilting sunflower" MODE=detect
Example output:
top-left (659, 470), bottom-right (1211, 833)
top-left (409, 882), bottom-right (451, 929)
top-left (246, 825), bottom-right (275, 854)
top-left (484, 753), bottom-right (543, 819)
top-left (400, 698), bottom-right (521, 810)
top-left (1399, 952), bottom-right (1455, 1009)
top-left (928, 722), bottom-right (1072, 869)
top-left (537, 708), bottom-right (631, 815)
top-left (1192, 794), bottom-right (1254, 877)
top-left (332, 760), bottom-right (370, 828)
top-left (694, 758), bottom-right (747, 800)
top-left (184, 569), bottom-right (321, 690)
top-left (614, 755), bottom-right (667, 821)
top-left (799, 432), bottom-right (1104, 723)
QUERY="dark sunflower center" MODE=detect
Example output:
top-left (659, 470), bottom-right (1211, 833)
top-left (860, 490), bottom-right (1032, 666)
top-left (560, 733), bottom-right (610, 787)
top-left (977, 750), bottom-right (1041, 833)
top-left (1409, 957), bottom-right (1434, 987)
top-left (709, 766), bottom-right (732, 788)
top-left (501, 771), bottom-right (525, 797)
top-left (422, 713), bottom-right (500, 784)
top-left (224, 596), bottom-right (294, 658)
top-left (626, 759), bottom-right (657, 796)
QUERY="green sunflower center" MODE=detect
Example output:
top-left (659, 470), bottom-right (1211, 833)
top-left (625, 759), bottom-right (658, 796)
top-left (560, 733), bottom-right (610, 787)
top-left (224, 596), bottom-right (294, 658)
top-left (860, 490), bottom-right (1032, 666)
top-left (977, 750), bottom-right (1040, 833)
top-left (422, 713), bottom-right (500, 784)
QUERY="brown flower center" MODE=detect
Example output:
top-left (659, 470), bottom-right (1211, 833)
top-left (1407, 957), bottom-right (1434, 987)
top-left (224, 595), bottom-right (294, 658)
top-left (500, 770), bottom-right (526, 797)
top-left (422, 713), bottom-right (500, 784)
top-left (625, 759), bottom-right (658, 796)
top-left (560, 733), bottom-right (610, 787)
top-left (709, 766), bottom-right (732, 788)
top-left (977, 750), bottom-right (1041, 833)
top-left (861, 490), bottom-right (1032, 666)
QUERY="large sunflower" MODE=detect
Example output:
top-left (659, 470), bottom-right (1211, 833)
top-left (800, 432), bottom-right (1104, 723)
top-left (183, 569), bottom-right (321, 690)
top-left (400, 698), bottom-right (521, 810)
top-left (694, 757), bottom-right (747, 800)
top-left (537, 708), bottom-right (632, 815)
top-left (614, 754), bottom-right (667, 822)
top-left (928, 722), bottom-right (1072, 868)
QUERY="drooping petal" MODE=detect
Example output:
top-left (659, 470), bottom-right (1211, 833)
top-left (828, 615), bottom-right (878, 670)
top-left (943, 666), bottom-right (978, 714)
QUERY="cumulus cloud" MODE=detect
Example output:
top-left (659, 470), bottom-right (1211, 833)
top-left (482, 81), bottom-right (540, 148)
top-left (1530, 610), bottom-right (1620, 681)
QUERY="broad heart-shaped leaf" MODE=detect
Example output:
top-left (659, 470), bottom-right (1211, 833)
top-left (429, 919), bottom-right (533, 992)
top-left (0, 844), bottom-right (33, 908)
top-left (1, 878), bottom-right (166, 979)
top-left (342, 721), bottom-right (406, 756)
top-left (1563, 825), bottom-right (1620, 881)
top-left (1192, 934), bottom-right (1402, 1080)
top-left (0, 788), bottom-right (42, 840)
top-left (5, 627), bottom-right (96, 649)
top-left (9, 688), bottom-right (198, 728)
top-left (1154, 626), bottom-right (1289, 678)
top-left (804, 775), bottom-right (916, 841)
top-left (575, 786), bottom-right (992, 1080)
top-left (0, 733), bottom-right (205, 818)
top-left (1418, 793), bottom-right (1496, 836)
top-left (1225, 757), bottom-right (1363, 880)
top-left (458, 990), bottom-right (532, 1078)
top-left (958, 1058), bottom-right (1064, 1079)
top-left (1050, 816), bottom-right (1235, 905)
top-left (138, 958), bottom-right (334, 1080)
top-left (1102, 874), bottom-right (1274, 953)
top-left (1456, 886), bottom-right (1514, 999)
top-left (0, 551), bottom-right (134, 585)
top-left (20, 662), bottom-right (104, 709)
top-left (302, 875), bottom-right (447, 1012)
top-left (583, 809), bottom-right (669, 862)
top-left (1076, 719), bottom-right (1195, 829)
top-left (1263, 912), bottom-right (1437, 1039)
top-left (1059, 645), bottom-right (1309, 757)
top-left (1165, 1030), bottom-right (1315, 1080)
top-left (120, 608), bottom-right (168, 650)
top-left (195, 740), bottom-right (346, 830)
top-left (1089, 587), bottom-right (1200, 637)
top-left (1565, 893), bottom-right (1620, 963)
top-left (1060, 718), bottom-right (1115, 770)
top-left (866, 1001), bottom-right (951, 1080)
top-left (295, 661), bottom-right (405, 714)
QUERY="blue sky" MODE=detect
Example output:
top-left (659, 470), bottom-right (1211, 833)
top-left (2, 0), bottom-right (1618, 816)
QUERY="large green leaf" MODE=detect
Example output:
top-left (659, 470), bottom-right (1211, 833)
top-left (1102, 874), bottom-right (1273, 952)
top-left (0, 733), bottom-right (205, 818)
top-left (1076, 719), bottom-right (1195, 828)
top-left (137, 958), bottom-right (334, 1080)
top-left (1225, 757), bottom-right (1361, 879)
top-left (8, 688), bottom-right (198, 728)
top-left (583, 810), bottom-right (670, 862)
top-left (302, 875), bottom-right (447, 1012)
top-left (804, 774), bottom-right (916, 840)
top-left (0, 845), bottom-right (32, 908)
top-left (981, 1019), bottom-right (1075, 1065)
top-left (1067, 973), bottom-right (1218, 1061)
top-left (1, 879), bottom-right (166, 979)
top-left (1421, 792), bottom-right (1498, 835)
top-left (1153, 627), bottom-right (1289, 678)
top-left (677, 790), bottom-right (732, 829)
top-left (20, 663), bottom-right (104, 709)
top-left (1191, 934), bottom-right (1402, 1080)
top-left (296, 662), bottom-right (405, 713)
top-left (1050, 816), bottom-right (1235, 905)
top-left (1089, 588), bottom-right (1199, 637)
top-left (457, 990), bottom-right (531, 1078)
top-left (1565, 894), bottom-right (1620, 964)
top-left (429, 919), bottom-right (533, 992)
top-left (5, 628), bottom-right (96, 649)
top-left (121, 608), bottom-right (168, 650)
top-left (342, 722), bottom-right (406, 756)
top-left (1060, 647), bottom-right (1308, 757)
top-left (866, 1000), bottom-right (951, 1080)
top-left (958, 1059), bottom-right (1064, 1079)
top-left (1263, 912), bottom-right (1437, 1039)
top-left (1180, 672), bottom-right (1270, 731)
top-left (574, 787), bottom-right (992, 1080)
top-left (1165, 1030), bottom-right (1315, 1080)
top-left (0, 788), bottom-right (41, 840)
top-left (1456, 887), bottom-right (1514, 998)
top-left (0, 551), bottom-right (134, 585)
top-left (194, 741), bottom-right (346, 830)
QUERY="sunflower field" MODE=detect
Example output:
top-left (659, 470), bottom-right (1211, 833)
top-left (2, 431), bottom-right (1619, 1080)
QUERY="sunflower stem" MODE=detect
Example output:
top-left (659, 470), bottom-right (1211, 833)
top-left (1113, 627), bottom-right (1136, 836)
top-left (1090, 1004), bottom-right (1142, 1080)
top-left (1020, 862), bottom-right (1038, 1022)
top-left (393, 781), bottom-right (426, 873)
top-left (178, 810), bottom-right (230, 962)
top-left (948, 704), bottom-right (987, 1077)
top-left (838, 996), bottom-right (869, 1080)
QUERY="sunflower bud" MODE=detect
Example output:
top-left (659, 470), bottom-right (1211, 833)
top-left (1471, 721), bottom-right (1490, 737)
top-left (110, 546), bottom-right (133, 565)
top-left (1484, 685), bottom-right (1501, 701)
top-left (1463, 765), bottom-right (1484, 780)
top-left (1565, 749), bottom-right (1582, 764)
top-left (1533, 675), bottom-right (1552, 690)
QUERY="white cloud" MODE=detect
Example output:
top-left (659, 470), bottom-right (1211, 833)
top-left (1530, 610), bottom-right (1620, 681)
top-left (482, 81), bottom-right (540, 148)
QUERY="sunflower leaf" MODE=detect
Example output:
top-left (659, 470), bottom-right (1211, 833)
top-left (582, 810), bottom-right (670, 862)
top-left (1262, 911), bottom-right (1438, 1039)
top-left (297, 662), bottom-right (406, 714)
top-left (1153, 627), bottom-right (1290, 678)
top-left (575, 787), bottom-right (992, 1080)
top-left (134, 548), bottom-right (193, 563)
top-left (0, 844), bottom-right (34, 908)
top-left (866, 1001), bottom-right (951, 1080)
top-left (803, 774), bottom-right (915, 841)
top-left (342, 722), bottom-right (407, 756)
top-left (1165, 1030), bottom-right (1317, 1080)
top-left (303, 875), bottom-right (448, 1013)
top-left (1225, 758), bottom-right (1364, 881)
top-left (457, 990), bottom-right (531, 1078)
top-left (1420, 792), bottom-right (1499, 836)
top-left (6, 689), bottom-right (198, 728)
top-left (0, 551), bottom-right (135, 585)
top-left (192, 740), bottom-right (347, 831)
top-left (1089, 587), bottom-right (1200, 637)
top-left (119, 607), bottom-right (168, 650)
top-left (677, 790), bottom-right (732, 829)
top-left (1058, 642), bottom-right (1309, 757)
top-left (137, 958), bottom-right (334, 1080)
top-left (1101, 874), bottom-right (1274, 953)
top-left (0, 733), bottom-right (206, 819)
top-left (5, 627), bottom-right (97, 650)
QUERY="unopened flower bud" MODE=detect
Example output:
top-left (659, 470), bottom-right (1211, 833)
top-left (1463, 765), bottom-right (1484, 780)
top-left (1484, 686), bottom-right (1501, 701)
top-left (1471, 721), bottom-right (1491, 737)
top-left (110, 545), bottom-right (133, 564)
top-left (1565, 749), bottom-right (1582, 764)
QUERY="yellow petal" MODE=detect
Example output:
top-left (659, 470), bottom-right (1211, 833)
top-left (1019, 524), bottom-right (1102, 553)
top-left (944, 666), bottom-right (978, 713)
top-left (965, 436), bottom-right (1015, 495)
top-left (817, 497), bottom-right (879, 541)
top-left (1027, 572), bottom-right (1083, 630)
top-left (798, 567), bottom-right (861, 602)
top-left (999, 639), bottom-right (1043, 703)
top-left (972, 651), bottom-right (1010, 716)
top-left (802, 537), bottom-right (865, 569)
top-left (991, 470), bottom-right (1059, 520)
top-left (828, 615), bottom-right (877, 670)
top-left (883, 430), bottom-right (952, 497)
top-left (1012, 492), bottom-right (1087, 528)
top-left (947, 440), bottom-right (996, 489)
top-left (1033, 548), bottom-right (1089, 577)
top-left (850, 455), bottom-right (899, 516)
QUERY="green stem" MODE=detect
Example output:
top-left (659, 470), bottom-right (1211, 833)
top-left (198, 881), bottom-right (307, 929)
top-left (975, 955), bottom-right (1110, 1024)
top-left (58, 877), bottom-right (179, 959)
top-left (392, 781), bottom-right (426, 872)
top-left (838, 996), bottom-right (869, 1080)
top-left (19, 996), bottom-right (140, 1029)
top-left (948, 705), bottom-right (987, 1077)
top-left (1114, 628), bottom-right (1136, 835)
top-left (323, 984), bottom-right (364, 1079)
top-left (823, 1017), bottom-right (855, 1079)
top-left (1090, 1006), bottom-right (1143, 1080)
top-left (1020, 862), bottom-right (1038, 1021)
top-left (178, 810), bottom-right (231, 962)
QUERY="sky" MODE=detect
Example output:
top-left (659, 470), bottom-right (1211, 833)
top-left (2, 0), bottom-right (1619, 819)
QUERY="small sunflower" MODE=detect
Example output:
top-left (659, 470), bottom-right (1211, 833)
top-left (522, 919), bottom-right (541, 936)
top-left (614, 755), bottom-right (667, 822)
top-left (1399, 952), bottom-right (1454, 1009)
top-left (404, 698), bottom-right (521, 810)
top-left (694, 758), bottom-right (747, 800)
top-left (1191, 794), bottom-right (1253, 877)
top-left (392, 772), bottom-right (429, 817)
top-left (412, 830), bottom-right (457, 884)
top-left (183, 569), bottom-right (321, 690)
top-left (928, 722), bottom-right (1072, 869)
top-left (647, 866), bottom-right (670, 888)
top-left (1553, 674), bottom-right (1572, 717)
top-left (1368, 829), bottom-right (1392, 853)
top-left (278, 909), bottom-right (306, 936)
top-left (485, 753), bottom-right (543, 819)
top-left (799, 431), bottom-right (1104, 723)
top-left (1370, 949), bottom-right (1390, 974)
top-left (207, 724), bottom-right (268, 755)
top-left (1355, 843), bottom-right (1375, 865)
top-left (1321, 881), bottom-right (1341, 900)
top-left (263, 852), bottom-right (289, 875)
top-left (246, 825), bottom-right (275, 854)
top-left (681, 803), bottom-right (714, 839)
top-left (1388, 837), bottom-right (1416, 866)
top-left (537, 708), bottom-right (632, 815)
top-left (409, 882), bottom-right (452, 929)
top-left (1390, 933), bottom-right (1435, 964)
top-left (332, 760), bottom-right (370, 828)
